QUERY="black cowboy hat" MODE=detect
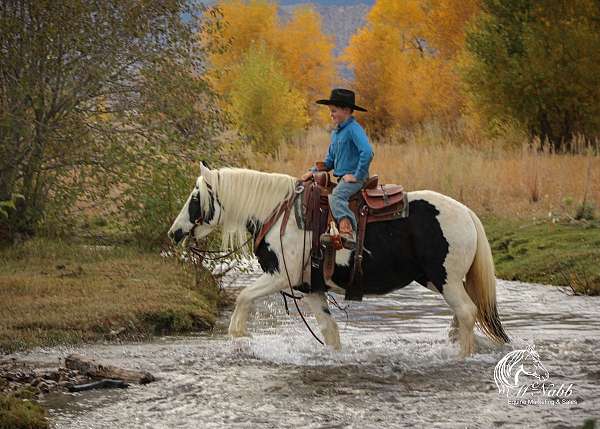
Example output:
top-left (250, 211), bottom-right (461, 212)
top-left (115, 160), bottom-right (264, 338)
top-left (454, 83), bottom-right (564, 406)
top-left (316, 88), bottom-right (367, 112)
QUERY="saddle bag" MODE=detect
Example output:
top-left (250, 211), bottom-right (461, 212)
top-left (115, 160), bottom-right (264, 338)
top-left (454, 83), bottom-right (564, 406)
top-left (361, 184), bottom-right (405, 217)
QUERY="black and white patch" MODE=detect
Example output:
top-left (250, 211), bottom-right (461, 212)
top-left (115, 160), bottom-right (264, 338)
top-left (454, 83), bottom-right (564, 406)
top-left (188, 187), bottom-right (216, 225)
top-left (246, 218), bottom-right (279, 274)
top-left (331, 198), bottom-right (449, 294)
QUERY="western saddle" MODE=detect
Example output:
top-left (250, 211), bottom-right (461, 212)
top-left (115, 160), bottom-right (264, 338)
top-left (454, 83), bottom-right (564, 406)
top-left (253, 171), bottom-right (408, 302)
top-left (303, 172), bottom-right (407, 301)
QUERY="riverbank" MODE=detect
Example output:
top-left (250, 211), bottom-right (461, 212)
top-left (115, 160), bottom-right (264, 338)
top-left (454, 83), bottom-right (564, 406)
top-left (0, 238), bottom-right (223, 428)
top-left (483, 217), bottom-right (600, 295)
top-left (0, 238), bottom-right (221, 355)
top-left (0, 392), bottom-right (48, 429)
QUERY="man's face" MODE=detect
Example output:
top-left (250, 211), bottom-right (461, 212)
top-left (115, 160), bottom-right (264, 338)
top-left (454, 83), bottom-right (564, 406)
top-left (328, 105), bottom-right (351, 125)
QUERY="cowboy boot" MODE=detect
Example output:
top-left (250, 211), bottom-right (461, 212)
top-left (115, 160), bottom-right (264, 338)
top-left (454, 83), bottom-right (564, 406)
top-left (338, 218), bottom-right (356, 249)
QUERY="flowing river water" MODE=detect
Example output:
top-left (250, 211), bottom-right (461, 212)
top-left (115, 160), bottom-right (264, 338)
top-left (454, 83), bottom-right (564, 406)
top-left (12, 264), bottom-right (600, 428)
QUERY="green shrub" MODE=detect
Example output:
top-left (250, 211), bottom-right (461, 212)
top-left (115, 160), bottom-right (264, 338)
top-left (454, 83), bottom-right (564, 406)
top-left (575, 201), bottom-right (596, 221)
top-left (122, 162), bottom-right (198, 249)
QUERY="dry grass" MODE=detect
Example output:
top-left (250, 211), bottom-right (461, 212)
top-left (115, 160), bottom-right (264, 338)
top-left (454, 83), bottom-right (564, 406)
top-left (0, 239), bottom-right (219, 353)
top-left (245, 127), bottom-right (599, 219)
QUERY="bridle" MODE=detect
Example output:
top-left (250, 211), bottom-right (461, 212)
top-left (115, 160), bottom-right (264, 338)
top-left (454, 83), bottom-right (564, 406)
top-left (187, 192), bottom-right (249, 262)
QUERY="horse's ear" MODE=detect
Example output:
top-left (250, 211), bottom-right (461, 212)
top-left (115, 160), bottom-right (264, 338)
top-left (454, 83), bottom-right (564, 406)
top-left (199, 161), bottom-right (211, 179)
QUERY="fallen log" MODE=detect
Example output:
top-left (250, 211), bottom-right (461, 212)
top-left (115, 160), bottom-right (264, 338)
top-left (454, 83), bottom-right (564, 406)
top-left (65, 354), bottom-right (155, 384)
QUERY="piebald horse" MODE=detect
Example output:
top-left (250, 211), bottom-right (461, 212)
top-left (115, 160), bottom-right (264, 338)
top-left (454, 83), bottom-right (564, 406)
top-left (168, 162), bottom-right (510, 357)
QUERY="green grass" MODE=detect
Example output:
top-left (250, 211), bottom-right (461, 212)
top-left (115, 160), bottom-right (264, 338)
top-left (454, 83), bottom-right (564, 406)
top-left (0, 394), bottom-right (48, 429)
top-left (483, 217), bottom-right (600, 295)
top-left (0, 238), bottom-right (220, 354)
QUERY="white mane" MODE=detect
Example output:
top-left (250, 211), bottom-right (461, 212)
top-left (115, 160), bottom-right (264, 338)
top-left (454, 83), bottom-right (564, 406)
top-left (203, 167), bottom-right (297, 251)
top-left (197, 175), bottom-right (213, 218)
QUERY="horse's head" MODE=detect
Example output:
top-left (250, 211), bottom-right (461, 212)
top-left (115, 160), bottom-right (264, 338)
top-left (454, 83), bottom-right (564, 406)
top-left (521, 344), bottom-right (549, 383)
top-left (168, 162), bottom-right (221, 244)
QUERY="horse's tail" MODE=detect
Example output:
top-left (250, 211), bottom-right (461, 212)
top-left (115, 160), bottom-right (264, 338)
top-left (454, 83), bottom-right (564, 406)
top-left (465, 209), bottom-right (510, 344)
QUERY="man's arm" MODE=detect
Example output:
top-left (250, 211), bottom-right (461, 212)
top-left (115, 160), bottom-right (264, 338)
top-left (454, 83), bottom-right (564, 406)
top-left (351, 125), bottom-right (373, 180)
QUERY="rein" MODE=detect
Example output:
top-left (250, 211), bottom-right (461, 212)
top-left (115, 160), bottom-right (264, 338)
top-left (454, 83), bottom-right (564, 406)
top-left (278, 196), bottom-right (325, 346)
top-left (187, 201), bottom-right (252, 261)
top-left (251, 181), bottom-right (325, 345)
top-left (188, 236), bottom-right (253, 261)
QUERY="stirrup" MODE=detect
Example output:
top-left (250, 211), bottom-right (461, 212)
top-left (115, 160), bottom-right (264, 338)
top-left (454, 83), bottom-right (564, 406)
top-left (340, 232), bottom-right (356, 250)
top-left (320, 233), bottom-right (343, 250)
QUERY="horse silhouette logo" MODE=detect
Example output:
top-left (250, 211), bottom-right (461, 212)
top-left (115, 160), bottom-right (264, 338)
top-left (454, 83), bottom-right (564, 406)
top-left (494, 344), bottom-right (550, 397)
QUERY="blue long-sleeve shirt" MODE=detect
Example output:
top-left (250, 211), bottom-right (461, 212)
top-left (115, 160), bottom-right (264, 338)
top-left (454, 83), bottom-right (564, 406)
top-left (310, 116), bottom-right (373, 181)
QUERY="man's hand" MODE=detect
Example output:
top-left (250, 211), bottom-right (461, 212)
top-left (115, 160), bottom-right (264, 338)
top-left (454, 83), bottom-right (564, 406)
top-left (342, 174), bottom-right (357, 183)
top-left (301, 171), bottom-right (314, 181)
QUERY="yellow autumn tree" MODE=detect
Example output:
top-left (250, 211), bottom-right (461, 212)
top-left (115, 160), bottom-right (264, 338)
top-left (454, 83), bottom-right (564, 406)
top-left (201, 0), bottom-right (336, 126)
top-left (200, 0), bottom-right (279, 96)
top-left (275, 6), bottom-right (336, 124)
top-left (228, 43), bottom-right (309, 153)
top-left (425, 0), bottom-right (480, 60)
top-left (342, 0), bottom-right (480, 137)
top-left (424, 0), bottom-right (481, 134)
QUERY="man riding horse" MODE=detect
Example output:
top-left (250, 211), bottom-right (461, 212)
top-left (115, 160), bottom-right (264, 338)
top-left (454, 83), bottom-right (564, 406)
top-left (302, 88), bottom-right (373, 249)
top-left (167, 89), bottom-right (510, 358)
